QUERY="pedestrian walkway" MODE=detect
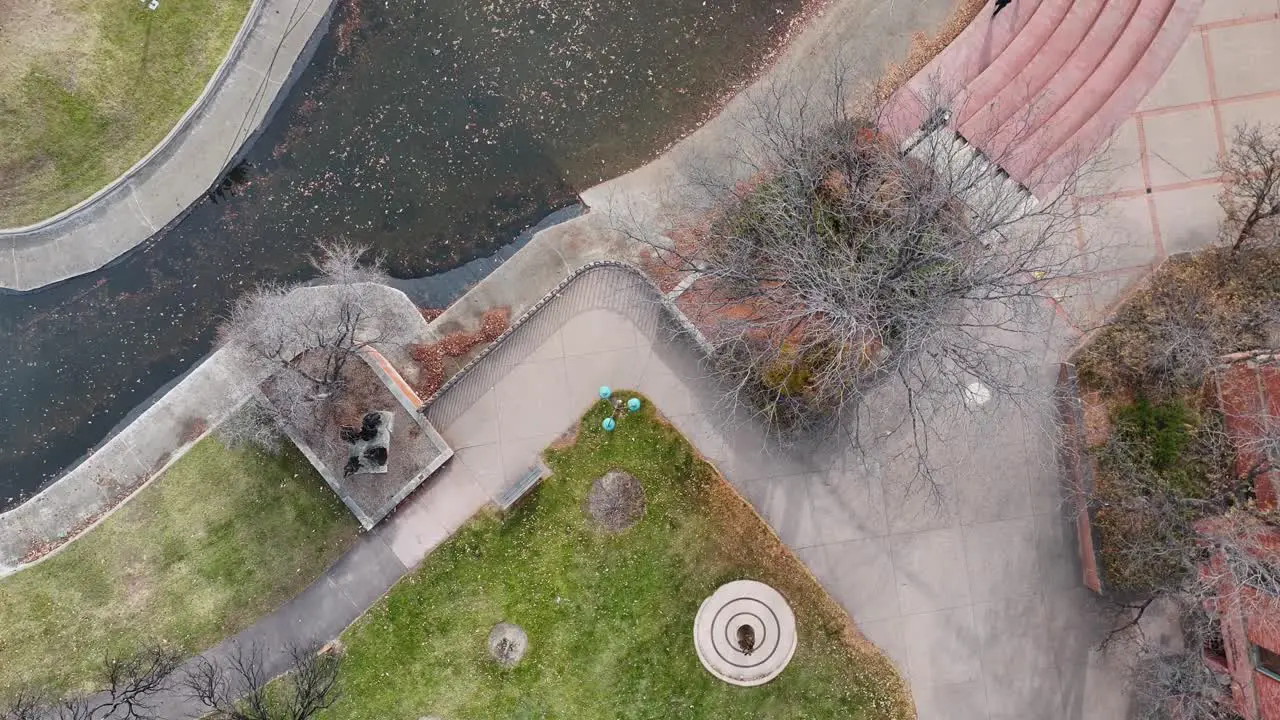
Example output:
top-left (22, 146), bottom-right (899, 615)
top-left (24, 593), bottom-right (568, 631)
top-left (404, 264), bottom-right (1128, 720)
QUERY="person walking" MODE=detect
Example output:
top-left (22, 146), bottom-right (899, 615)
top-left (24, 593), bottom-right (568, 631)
top-left (993, 0), bottom-right (1012, 16)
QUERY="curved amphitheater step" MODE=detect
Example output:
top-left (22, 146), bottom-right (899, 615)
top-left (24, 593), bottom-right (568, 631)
top-left (881, 0), bottom-right (1208, 198)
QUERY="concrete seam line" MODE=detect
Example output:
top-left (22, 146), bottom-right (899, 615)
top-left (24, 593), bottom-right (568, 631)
top-left (0, 0), bottom-right (274, 235)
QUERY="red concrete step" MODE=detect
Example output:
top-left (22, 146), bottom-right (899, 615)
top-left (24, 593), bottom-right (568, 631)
top-left (878, 0), bottom-right (1045, 140)
top-left (1029, 0), bottom-right (1208, 195)
top-left (1004, 0), bottom-right (1179, 182)
top-left (959, 0), bottom-right (1120, 148)
top-left (951, 0), bottom-right (1076, 125)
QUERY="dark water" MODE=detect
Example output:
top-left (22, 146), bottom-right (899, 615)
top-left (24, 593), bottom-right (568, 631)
top-left (0, 0), bottom-right (805, 508)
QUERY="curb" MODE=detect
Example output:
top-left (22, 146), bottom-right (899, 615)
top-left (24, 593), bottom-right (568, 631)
top-left (1055, 362), bottom-right (1106, 594)
top-left (420, 260), bottom-right (714, 409)
top-left (0, 0), bottom-right (339, 292)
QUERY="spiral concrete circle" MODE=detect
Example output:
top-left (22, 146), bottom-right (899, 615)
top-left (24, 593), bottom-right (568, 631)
top-left (693, 580), bottom-right (797, 686)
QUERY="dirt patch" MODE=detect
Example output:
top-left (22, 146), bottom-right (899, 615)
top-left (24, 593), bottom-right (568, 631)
top-left (0, 0), bottom-right (93, 94)
top-left (584, 470), bottom-right (646, 533)
top-left (121, 562), bottom-right (155, 612)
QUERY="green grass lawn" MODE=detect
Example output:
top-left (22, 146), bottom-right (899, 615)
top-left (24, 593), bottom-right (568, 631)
top-left (0, 0), bottom-right (252, 226)
top-left (0, 438), bottom-right (358, 693)
top-left (323, 397), bottom-right (910, 720)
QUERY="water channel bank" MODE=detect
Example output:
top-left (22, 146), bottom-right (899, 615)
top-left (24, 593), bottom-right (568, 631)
top-left (0, 0), bottom-right (813, 508)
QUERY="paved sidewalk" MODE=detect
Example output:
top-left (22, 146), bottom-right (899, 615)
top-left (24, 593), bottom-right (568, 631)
top-left (405, 265), bottom-right (1127, 720)
top-left (0, 0), bottom-right (335, 292)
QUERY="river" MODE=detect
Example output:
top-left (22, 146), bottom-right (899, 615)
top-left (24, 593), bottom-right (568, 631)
top-left (0, 0), bottom-right (806, 509)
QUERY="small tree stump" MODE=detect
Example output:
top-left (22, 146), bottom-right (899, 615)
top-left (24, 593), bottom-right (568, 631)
top-left (585, 470), bottom-right (646, 533)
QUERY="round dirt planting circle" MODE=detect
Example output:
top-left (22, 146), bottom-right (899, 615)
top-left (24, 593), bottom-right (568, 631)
top-left (693, 580), bottom-right (797, 687)
top-left (585, 470), bottom-right (646, 533)
top-left (487, 622), bottom-right (529, 668)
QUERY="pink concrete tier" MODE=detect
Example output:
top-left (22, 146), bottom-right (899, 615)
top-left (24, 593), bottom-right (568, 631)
top-left (951, 0), bottom-right (1074, 125)
top-left (958, 0), bottom-right (1121, 145)
top-left (879, 0), bottom-right (1206, 201)
top-left (878, 0), bottom-right (1045, 140)
top-left (1029, 0), bottom-right (1209, 195)
top-left (1005, 0), bottom-right (1180, 182)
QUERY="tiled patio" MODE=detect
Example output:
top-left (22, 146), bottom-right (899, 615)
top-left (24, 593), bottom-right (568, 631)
top-left (1073, 1), bottom-right (1280, 327)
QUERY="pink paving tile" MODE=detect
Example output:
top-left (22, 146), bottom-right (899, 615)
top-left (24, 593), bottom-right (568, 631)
top-left (1138, 34), bottom-right (1211, 110)
top-left (1086, 266), bottom-right (1152, 324)
top-left (1142, 106), bottom-right (1222, 185)
top-left (1195, 0), bottom-right (1279, 26)
top-left (1219, 93), bottom-right (1280, 134)
top-left (1151, 182), bottom-right (1225, 255)
top-left (1029, 0), bottom-right (1210, 196)
top-left (1080, 194), bottom-right (1159, 268)
top-left (1097, 118), bottom-right (1147, 193)
top-left (1208, 20), bottom-right (1280, 98)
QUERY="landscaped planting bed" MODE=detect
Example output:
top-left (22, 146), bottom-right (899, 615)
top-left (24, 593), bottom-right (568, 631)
top-left (1072, 246), bottom-right (1280, 593)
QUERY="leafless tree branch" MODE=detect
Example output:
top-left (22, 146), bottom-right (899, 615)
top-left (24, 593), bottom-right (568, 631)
top-left (184, 644), bottom-right (341, 720)
top-left (1218, 123), bottom-right (1280, 253)
top-left (1, 646), bottom-right (181, 720)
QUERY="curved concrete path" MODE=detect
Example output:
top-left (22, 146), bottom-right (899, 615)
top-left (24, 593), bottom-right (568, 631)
top-left (0, 0), bottom-right (336, 292)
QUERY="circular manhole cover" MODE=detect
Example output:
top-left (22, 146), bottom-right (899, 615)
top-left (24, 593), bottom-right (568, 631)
top-left (693, 580), bottom-right (797, 686)
top-left (487, 622), bottom-right (529, 667)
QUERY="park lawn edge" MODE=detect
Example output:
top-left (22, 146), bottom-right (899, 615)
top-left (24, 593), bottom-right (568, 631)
top-left (0, 0), bottom-right (254, 227)
top-left (0, 438), bottom-right (359, 694)
top-left (320, 393), bottom-right (913, 719)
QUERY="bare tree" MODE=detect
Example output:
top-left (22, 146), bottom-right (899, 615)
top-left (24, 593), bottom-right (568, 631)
top-left (637, 74), bottom-right (1095, 485)
top-left (221, 240), bottom-right (398, 391)
top-left (213, 400), bottom-right (284, 456)
top-left (184, 644), bottom-right (341, 720)
top-left (1131, 608), bottom-right (1240, 720)
top-left (1218, 123), bottom-right (1280, 253)
top-left (1, 646), bottom-right (182, 720)
top-left (220, 240), bottom-right (406, 448)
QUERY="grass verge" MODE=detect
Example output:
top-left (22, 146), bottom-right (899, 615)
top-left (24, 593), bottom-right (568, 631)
top-left (0, 0), bottom-right (252, 226)
top-left (323, 396), bottom-right (910, 720)
top-left (0, 438), bottom-right (358, 693)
